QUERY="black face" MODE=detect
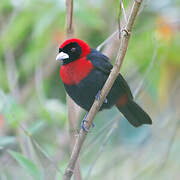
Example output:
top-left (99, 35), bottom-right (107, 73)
top-left (59, 42), bottom-right (82, 65)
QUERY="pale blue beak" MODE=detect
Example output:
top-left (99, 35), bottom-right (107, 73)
top-left (56, 52), bottom-right (69, 61)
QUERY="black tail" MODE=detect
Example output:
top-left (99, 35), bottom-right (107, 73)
top-left (116, 100), bottom-right (152, 127)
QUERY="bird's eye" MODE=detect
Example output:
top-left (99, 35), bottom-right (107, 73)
top-left (71, 47), bottom-right (76, 53)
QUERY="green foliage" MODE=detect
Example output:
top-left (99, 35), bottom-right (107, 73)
top-left (0, 91), bottom-right (26, 127)
top-left (0, 60), bottom-right (9, 92)
top-left (2, 12), bottom-right (34, 49)
top-left (8, 150), bottom-right (41, 180)
top-left (0, 0), bottom-right (13, 15)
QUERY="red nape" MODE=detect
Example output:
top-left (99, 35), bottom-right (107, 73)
top-left (60, 57), bottom-right (94, 85)
top-left (60, 38), bottom-right (91, 57)
top-left (116, 94), bottom-right (128, 107)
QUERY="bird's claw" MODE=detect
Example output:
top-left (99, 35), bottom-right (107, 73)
top-left (81, 118), bottom-right (95, 132)
top-left (95, 90), bottom-right (101, 101)
top-left (95, 90), bottom-right (107, 103)
top-left (104, 98), bottom-right (108, 103)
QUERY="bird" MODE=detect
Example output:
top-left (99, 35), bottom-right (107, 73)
top-left (56, 38), bottom-right (152, 130)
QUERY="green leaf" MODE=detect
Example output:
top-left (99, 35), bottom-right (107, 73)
top-left (8, 150), bottom-right (41, 180)
top-left (0, 91), bottom-right (26, 127)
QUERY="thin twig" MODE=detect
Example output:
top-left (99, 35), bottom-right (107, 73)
top-left (63, 1), bottom-right (144, 179)
top-left (96, 1), bottom-right (133, 52)
top-left (120, 0), bottom-right (128, 24)
top-left (97, 1), bottom-right (133, 54)
top-left (102, 1), bottom-right (133, 59)
top-left (96, 30), bottom-right (119, 52)
top-left (118, 2), bottom-right (122, 39)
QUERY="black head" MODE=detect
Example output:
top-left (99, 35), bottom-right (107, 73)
top-left (56, 42), bottom-right (82, 65)
top-left (56, 38), bottom-right (91, 65)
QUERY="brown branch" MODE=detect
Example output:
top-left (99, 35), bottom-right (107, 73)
top-left (63, 0), bottom-right (144, 179)
top-left (66, 0), bottom-right (74, 38)
top-left (98, 1), bottom-right (134, 58)
top-left (97, 4), bottom-right (133, 54)
top-left (65, 0), bottom-right (82, 180)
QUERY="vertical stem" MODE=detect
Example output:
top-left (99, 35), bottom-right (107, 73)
top-left (66, 96), bottom-right (82, 180)
top-left (66, 0), bottom-right (74, 38)
top-left (65, 0), bottom-right (82, 180)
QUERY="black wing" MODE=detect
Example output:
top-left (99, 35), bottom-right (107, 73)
top-left (87, 48), bottom-right (133, 99)
top-left (87, 48), bottom-right (113, 74)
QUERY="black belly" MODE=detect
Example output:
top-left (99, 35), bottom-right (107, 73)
top-left (64, 69), bottom-right (126, 111)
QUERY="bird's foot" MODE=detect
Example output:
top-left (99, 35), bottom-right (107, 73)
top-left (81, 113), bottom-right (95, 132)
top-left (95, 90), bottom-right (107, 103)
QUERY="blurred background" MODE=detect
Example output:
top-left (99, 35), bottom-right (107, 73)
top-left (0, 0), bottom-right (180, 179)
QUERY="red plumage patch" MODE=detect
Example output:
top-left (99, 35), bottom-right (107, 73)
top-left (60, 57), bottom-right (93, 85)
top-left (116, 94), bottom-right (128, 107)
top-left (60, 38), bottom-right (90, 58)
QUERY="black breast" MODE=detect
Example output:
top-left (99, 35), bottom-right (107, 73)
top-left (64, 68), bottom-right (126, 111)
